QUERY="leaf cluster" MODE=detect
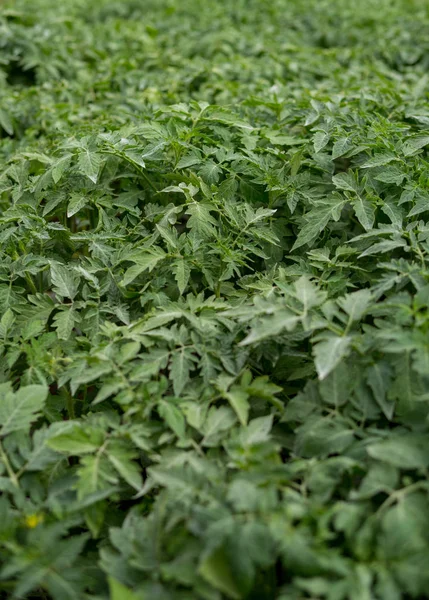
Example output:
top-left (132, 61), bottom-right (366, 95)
top-left (1, 0), bottom-right (429, 598)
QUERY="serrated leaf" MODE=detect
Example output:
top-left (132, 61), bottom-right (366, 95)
top-left (218, 176), bottom-right (238, 201)
top-left (361, 152), bottom-right (397, 168)
top-left (24, 427), bottom-right (61, 472)
top-left (407, 196), bottom-right (429, 217)
top-left (77, 150), bottom-right (102, 183)
top-left (352, 196), bottom-right (375, 230)
top-left (52, 154), bottom-right (72, 184)
top-left (0, 384), bottom-right (48, 436)
top-left (172, 258), bottom-right (191, 295)
top-left (67, 194), bottom-right (88, 218)
top-left (313, 131), bottom-right (330, 153)
top-left (374, 166), bottom-right (405, 185)
top-left (121, 248), bottom-right (166, 286)
top-left (107, 443), bottom-right (142, 490)
top-left (202, 406), bottom-right (237, 446)
top-left (50, 263), bottom-right (79, 300)
top-left (199, 160), bottom-right (222, 184)
top-left (47, 427), bottom-right (103, 454)
top-left (313, 336), bottom-right (352, 380)
top-left (368, 435), bottom-right (429, 469)
top-left (0, 308), bottom-right (15, 338)
top-left (199, 547), bottom-right (242, 600)
top-left (319, 362), bottom-right (350, 407)
top-left (293, 276), bottom-right (327, 311)
top-left (158, 400), bottom-right (186, 438)
top-left (123, 149), bottom-right (146, 168)
top-left (292, 197), bottom-right (346, 250)
top-left (332, 137), bottom-right (352, 159)
top-left (155, 223), bottom-right (178, 249)
top-left (0, 109), bottom-right (13, 136)
top-left (358, 239), bottom-right (407, 258)
top-left (109, 577), bottom-right (141, 600)
top-left (402, 135), bottom-right (429, 156)
top-left (332, 172), bottom-right (359, 192)
top-left (239, 310), bottom-right (300, 346)
top-left (366, 362), bottom-right (395, 420)
top-left (225, 387), bottom-right (250, 426)
top-left (337, 289), bottom-right (372, 322)
top-left (177, 152), bottom-right (201, 169)
top-left (42, 192), bottom-right (65, 216)
top-left (170, 348), bottom-right (192, 396)
top-left (53, 306), bottom-right (79, 340)
top-left (186, 202), bottom-right (217, 238)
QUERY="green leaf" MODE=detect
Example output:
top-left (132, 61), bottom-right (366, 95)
top-left (291, 206), bottom-right (332, 250)
top-left (313, 131), bottom-right (330, 153)
top-left (239, 310), bottom-right (300, 346)
top-left (332, 172), bottom-right (358, 192)
top-left (352, 196), bottom-right (375, 230)
top-left (202, 406), bottom-right (237, 446)
top-left (199, 547), bottom-right (242, 600)
top-left (293, 276), bottom-right (327, 312)
top-left (366, 362), bottom-right (395, 420)
top-left (319, 362), bottom-right (351, 407)
top-left (170, 348), bottom-right (192, 396)
top-left (292, 197), bottom-right (346, 250)
top-left (52, 154), bottom-right (72, 184)
top-left (186, 202), bottom-right (217, 238)
top-left (295, 416), bottom-right (355, 457)
top-left (67, 194), bottom-right (88, 218)
top-left (172, 258), bottom-right (191, 295)
top-left (0, 384), bottom-right (48, 436)
top-left (358, 239), bottom-right (407, 258)
top-left (402, 135), bottom-right (429, 156)
top-left (313, 336), bottom-right (352, 380)
top-left (3, 3), bottom-right (429, 596)
top-left (368, 434), bottom-right (429, 469)
top-left (121, 248), bottom-right (166, 286)
top-left (242, 415), bottom-right (273, 445)
top-left (53, 306), bottom-right (79, 340)
top-left (407, 195), bottom-right (429, 217)
top-left (107, 442), bottom-right (143, 490)
top-left (337, 289), bottom-right (372, 323)
top-left (0, 109), bottom-right (13, 136)
top-left (374, 166), bottom-right (405, 185)
top-left (218, 176), bottom-right (238, 201)
top-left (199, 160), bottom-right (222, 184)
top-left (225, 387), bottom-right (250, 426)
top-left (0, 308), bottom-right (15, 338)
top-left (332, 137), bottom-right (352, 159)
top-left (361, 152), bottom-right (397, 168)
top-left (356, 463), bottom-right (399, 498)
top-left (158, 400), bottom-right (186, 438)
top-left (50, 263), bottom-right (79, 300)
top-left (77, 150), bottom-right (102, 183)
top-left (109, 577), bottom-right (141, 600)
top-left (47, 426), bottom-right (104, 454)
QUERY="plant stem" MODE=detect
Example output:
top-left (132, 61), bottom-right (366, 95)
top-left (65, 387), bottom-right (75, 419)
top-left (0, 439), bottom-right (19, 488)
top-left (25, 273), bottom-right (38, 295)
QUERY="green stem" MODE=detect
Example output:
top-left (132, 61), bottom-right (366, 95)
top-left (65, 387), bottom-right (75, 419)
top-left (25, 273), bottom-right (38, 295)
top-left (376, 481), bottom-right (428, 516)
top-left (0, 439), bottom-right (19, 488)
top-left (101, 148), bottom-right (157, 192)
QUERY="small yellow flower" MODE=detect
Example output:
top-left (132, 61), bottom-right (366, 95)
top-left (25, 514), bottom-right (44, 529)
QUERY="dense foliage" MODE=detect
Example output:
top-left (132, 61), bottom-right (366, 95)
top-left (1, 0), bottom-right (429, 597)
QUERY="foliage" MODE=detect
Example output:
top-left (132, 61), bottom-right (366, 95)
top-left (1, 0), bottom-right (429, 598)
